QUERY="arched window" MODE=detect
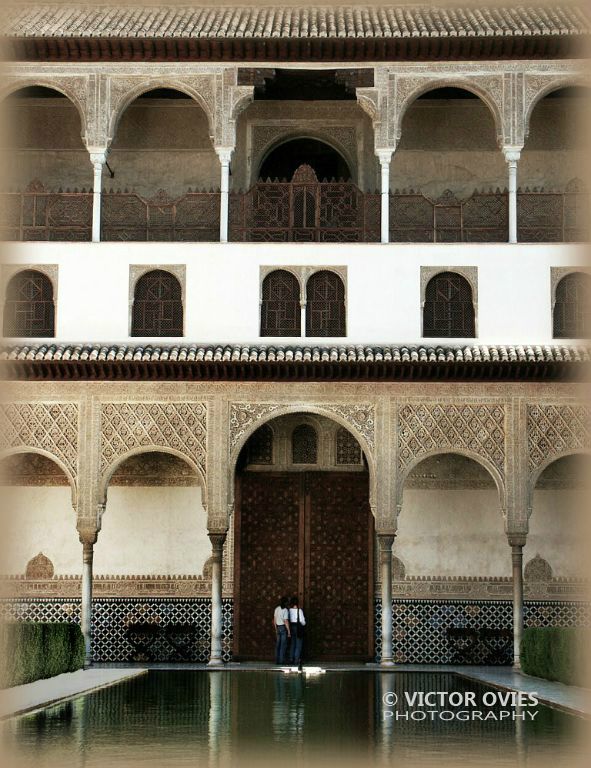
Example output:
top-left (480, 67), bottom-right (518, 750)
top-left (131, 270), bottom-right (183, 337)
top-left (423, 272), bottom-right (475, 338)
top-left (3, 269), bottom-right (55, 337)
top-left (306, 270), bottom-right (346, 337)
top-left (553, 272), bottom-right (591, 338)
top-left (292, 425), bottom-right (318, 464)
top-left (260, 270), bottom-right (301, 337)
top-left (335, 428), bottom-right (362, 465)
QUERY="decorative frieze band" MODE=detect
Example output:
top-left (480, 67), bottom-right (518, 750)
top-left (100, 401), bottom-right (207, 483)
top-left (0, 402), bottom-right (79, 481)
top-left (397, 403), bottom-right (505, 476)
top-left (229, 402), bottom-right (375, 455)
top-left (527, 404), bottom-right (590, 473)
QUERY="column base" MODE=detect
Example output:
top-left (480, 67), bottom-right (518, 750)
top-left (513, 659), bottom-right (522, 671)
top-left (207, 658), bottom-right (225, 667)
top-left (380, 659), bottom-right (396, 667)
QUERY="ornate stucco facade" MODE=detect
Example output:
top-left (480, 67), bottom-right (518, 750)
top-left (1, 4), bottom-right (590, 667)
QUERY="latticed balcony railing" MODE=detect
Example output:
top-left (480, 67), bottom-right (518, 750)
top-left (389, 180), bottom-right (589, 243)
top-left (0, 178), bottom-right (588, 244)
top-left (229, 171), bottom-right (381, 243)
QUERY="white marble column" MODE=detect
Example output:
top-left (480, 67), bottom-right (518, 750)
top-left (216, 148), bottom-right (233, 243)
top-left (378, 534), bottom-right (396, 666)
top-left (299, 299), bottom-right (306, 337)
top-left (208, 532), bottom-right (227, 666)
top-left (376, 149), bottom-right (394, 244)
top-left (89, 150), bottom-right (107, 243)
top-left (509, 535), bottom-right (526, 668)
top-left (80, 537), bottom-right (95, 667)
top-left (504, 147), bottom-right (521, 244)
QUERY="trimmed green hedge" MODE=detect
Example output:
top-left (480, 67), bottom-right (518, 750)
top-left (0, 622), bottom-right (85, 688)
top-left (521, 627), bottom-right (586, 685)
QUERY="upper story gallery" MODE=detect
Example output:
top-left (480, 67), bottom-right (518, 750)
top-left (0, 4), bottom-right (590, 351)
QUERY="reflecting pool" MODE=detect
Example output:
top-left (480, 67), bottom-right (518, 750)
top-left (2, 671), bottom-right (586, 768)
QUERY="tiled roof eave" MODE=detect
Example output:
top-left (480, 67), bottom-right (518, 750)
top-left (2, 5), bottom-right (589, 40)
top-left (0, 343), bottom-right (589, 382)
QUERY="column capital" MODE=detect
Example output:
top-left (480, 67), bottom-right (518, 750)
top-left (503, 146), bottom-right (522, 164)
top-left (215, 147), bottom-right (234, 165)
top-left (377, 533), bottom-right (396, 550)
top-left (88, 148), bottom-right (109, 166)
top-left (208, 531), bottom-right (227, 552)
top-left (376, 147), bottom-right (396, 165)
top-left (507, 533), bottom-right (527, 548)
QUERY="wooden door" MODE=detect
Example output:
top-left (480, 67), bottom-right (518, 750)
top-left (234, 471), bottom-right (373, 661)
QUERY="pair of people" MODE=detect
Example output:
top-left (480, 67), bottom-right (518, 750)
top-left (273, 595), bottom-right (306, 665)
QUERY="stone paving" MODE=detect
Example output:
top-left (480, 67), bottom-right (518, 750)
top-left (0, 667), bottom-right (147, 719)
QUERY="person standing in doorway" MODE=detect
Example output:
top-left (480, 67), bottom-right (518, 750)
top-left (289, 596), bottom-right (306, 666)
top-left (273, 596), bottom-right (290, 664)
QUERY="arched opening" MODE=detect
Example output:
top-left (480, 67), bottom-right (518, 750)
top-left (0, 86), bottom-right (91, 241)
top-left (259, 138), bottom-right (351, 182)
top-left (3, 269), bottom-right (55, 338)
top-left (306, 270), bottom-right (346, 338)
top-left (391, 87), bottom-right (505, 242)
top-left (520, 87), bottom-right (590, 241)
top-left (131, 269), bottom-right (183, 338)
top-left (553, 272), bottom-right (591, 339)
top-left (526, 454), bottom-right (589, 581)
top-left (260, 269), bottom-right (301, 337)
top-left (104, 88), bottom-right (219, 241)
top-left (396, 453), bottom-right (508, 663)
top-left (233, 413), bottom-right (372, 662)
top-left (0, 452), bottom-right (77, 578)
top-left (95, 450), bottom-right (210, 661)
top-left (423, 271), bottom-right (475, 339)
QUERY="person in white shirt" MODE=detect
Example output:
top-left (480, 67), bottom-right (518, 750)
top-left (288, 596), bottom-right (306, 665)
top-left (273, 596), bottom-right (290, 664)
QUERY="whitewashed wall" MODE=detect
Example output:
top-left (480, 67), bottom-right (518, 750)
top-left (0, 484), bottom-right (209, 577)
top-left (2, 241), bottom-right (587, 345)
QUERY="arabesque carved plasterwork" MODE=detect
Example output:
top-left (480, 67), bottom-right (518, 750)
top-left (0, 402), bottom-right (79, 481)
top-left (527, 404), bottom-right (590, 473)
top-left (398, 403), bottom-right (505, 475)
top-left (100, 402), bottom-right (207, 483)
top-left (230, 402), bottom-right (375, 455)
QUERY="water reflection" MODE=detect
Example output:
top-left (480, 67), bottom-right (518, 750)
top-left (2, 671), bottom-right (585, 768)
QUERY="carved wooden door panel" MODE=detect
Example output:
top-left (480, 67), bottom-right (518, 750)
top-left (234, 473), bottom-right (301, 660)
top-left (305, 472), bottom-right (374, 661)
top-left (234, 471), bottom-right (373, 661)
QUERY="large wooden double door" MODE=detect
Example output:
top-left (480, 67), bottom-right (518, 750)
top-left (234, 471), bottom-right (374, 661)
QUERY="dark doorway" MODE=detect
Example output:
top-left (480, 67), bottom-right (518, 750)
top-left (234, 471), bottom-right (374, 662)
top-left (259, 139), bottom-right (351, 182)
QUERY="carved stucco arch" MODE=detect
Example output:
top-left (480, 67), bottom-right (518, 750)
top-left (0, 446), bottom-right (77, 507)
top-left (254, 132), bottom-right (357, 186)
top-left (527, 448), bottom-right (591, 513)
top-left (228, 403), bottom-right (376, 514)
top-left (108, 80), bottom-right (215, 147)
top-left (396, 78), bottom-right (505, 146)
top-left (0, 78), bottom-right (88, 145)
top-left (98, 445), bottom-right (206, 507)
top-left (524, 76), bottom-right (590, 140)
top-left (396, 447), bottom-right (507, 516)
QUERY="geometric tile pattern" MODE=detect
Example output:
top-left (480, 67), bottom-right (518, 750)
top-left (527, 404), bottom-right (590, 472)
top-left (398, 403), bottom-right (505, 476)
top-left (100, 402), bottom-right (207, 482)
top-left (0, 597), bottom-right (233, 663)
top-left (0, 402), bottom-right (79, 480)
top-left (375, 599), bottom-right (589, 664)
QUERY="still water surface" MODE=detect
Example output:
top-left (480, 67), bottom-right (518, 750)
top-left (2, 671), bottom-right (586, 768)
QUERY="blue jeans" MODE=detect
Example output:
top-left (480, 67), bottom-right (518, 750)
top-left (275, 626), bottom-right (288, 664)
top-left (290, 624), bottom-right (303, 664)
